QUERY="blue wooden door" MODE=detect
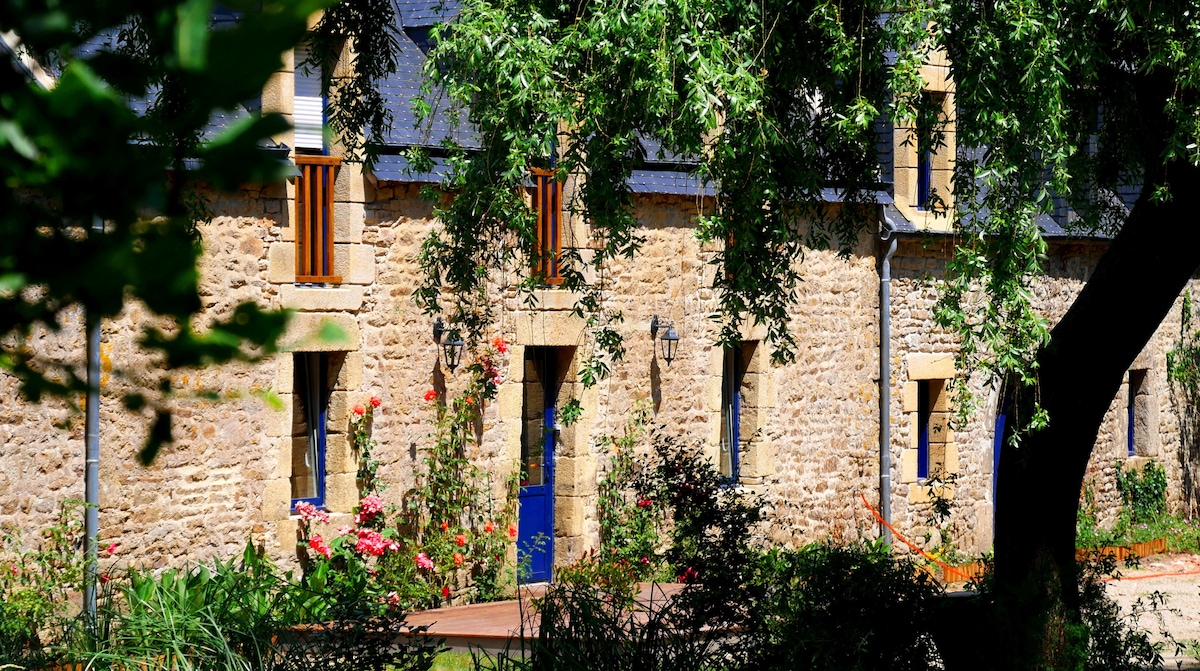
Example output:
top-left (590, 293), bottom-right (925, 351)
top-left (518, 349), bottom-right (555, 582)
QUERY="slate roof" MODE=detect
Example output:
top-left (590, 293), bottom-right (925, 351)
top-left (376, 11), bottom-right (478, 151)
top-left (397, 0), bottom-right (461, 27)
top-left (371, 153), bottom-right (450, 183)
top-left (73, 24), bottom-right (267, 146)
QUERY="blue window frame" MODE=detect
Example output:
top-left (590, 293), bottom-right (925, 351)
top-left (916, 93), bottom-right (941, 210)
top-left (1127, 369), bottom-right (1146, 457)
top-left (917, 380), bottom-right (931, 480)
top-left (720, 346), bottom-right (742, 483)
top-left (291, 352), bottom-right (328, 511)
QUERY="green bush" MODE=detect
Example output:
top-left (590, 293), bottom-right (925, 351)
top-left (1115, 460), bottom-right (1168, 524)
top-left (756, 542), bottom-right (943, 671)
top-left (80, 543), bottom-right (442, 671)
top-left (0, 500), bottom-right (86, 669)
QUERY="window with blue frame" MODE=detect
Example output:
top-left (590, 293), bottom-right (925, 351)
top-left (915, 92), bottom-right (944, 210)
top-left (914, 378), bottom-right (953, 480)
top-left (720, 346), bottom-right (741, 482)
top-left (291, 352), bottom-right (329, 511)
top-left (917, 380), bottom-right (931, 480)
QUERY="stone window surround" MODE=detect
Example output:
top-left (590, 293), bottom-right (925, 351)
top-left (1126, 367), bottom-right (1158, 458)
top-left (706, 336), bottom-right (776, 488)
top-left (263, 346), bottom-right (368, 556)
top-left (902, 353), bottom-right (959, 504)
top-left (500, 313), bottom-right (596, 567)
top-left (893, 54), bottom-right (956, 233)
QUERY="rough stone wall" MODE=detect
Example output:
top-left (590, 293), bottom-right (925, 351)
top-left (5, 171), bottom-right (1198, 574)
top-left (0, 183), bottom-right (284, 568)
top-left (885, 237), bottom-right (1198, 554)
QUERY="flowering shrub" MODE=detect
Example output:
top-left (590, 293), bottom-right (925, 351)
top-left (595, 401), bottom-right (668, 581)
top-left (352, 395), bottom-right (383, 494)
top-left (0, 500), bottom-right (86, 666)
top-left (295, 339), bottom-right (518, 611)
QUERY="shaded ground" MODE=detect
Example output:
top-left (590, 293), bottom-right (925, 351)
top-left (1105, 553), bottom-right (1200, 669)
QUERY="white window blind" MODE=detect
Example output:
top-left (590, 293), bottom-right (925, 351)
top-left (294, 46), bottom-right (324, 150)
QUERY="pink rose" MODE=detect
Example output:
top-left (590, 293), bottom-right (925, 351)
top-left (415, 552), bottom-right (434, 570)
top-left (354, 529), bottom-right (387, 556)
top-left (356, 495), bottom-right (385, 524)
top-left (295, 501), bottom-right (330, 524)
top-left (105, 542), bottom-right (119, 555)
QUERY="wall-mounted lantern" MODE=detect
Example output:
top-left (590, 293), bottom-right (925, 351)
top-left (433, 317), bottom-right (466, 372)
top-left (650, 315), bottom-right (680, 366)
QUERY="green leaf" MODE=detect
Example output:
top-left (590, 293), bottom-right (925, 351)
top-left (176, 0), bottom-right (215, 70)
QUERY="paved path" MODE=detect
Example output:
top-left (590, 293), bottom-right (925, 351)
top-left (403, 582), bottom-right (684, 653)
top-left (1105, 553), bottom-right (1200, 669)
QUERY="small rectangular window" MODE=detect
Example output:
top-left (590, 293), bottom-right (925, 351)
top-left (295, 155), bottom-right (341, 283)
top-left (531, 168), bottom-right (563, 285)
top-left (720, 346), bottom-right (741, 482)
top-left (291, 352), bottom-right (329, 510)
top-left (915, 93), bottom-right (943, 210)
top-left (1128, 369), bottom-right (1148, 457)
top-left (917, 381), bottom-right (931, 480)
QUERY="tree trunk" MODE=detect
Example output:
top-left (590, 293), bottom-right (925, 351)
top-left (991, 155), bottom-right (1200, 667)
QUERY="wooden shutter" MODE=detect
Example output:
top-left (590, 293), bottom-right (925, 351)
top-left (295, 155), bottom-right (341, 283)
top-left (531, 168), bottom-right (563, 285)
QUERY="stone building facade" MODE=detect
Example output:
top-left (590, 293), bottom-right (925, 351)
top-left (0, 4), bottom-right (1196, 572)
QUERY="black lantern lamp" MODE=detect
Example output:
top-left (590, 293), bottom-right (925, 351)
top-left (650, 315), bottom-right (680, 366)
top-left (433, 317), bottom-right (466, 372)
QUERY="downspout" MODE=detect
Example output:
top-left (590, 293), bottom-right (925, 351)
top-left (84, 215), bottom-right (101, 622)
top-left (878, 207), bottom-right (898, 545)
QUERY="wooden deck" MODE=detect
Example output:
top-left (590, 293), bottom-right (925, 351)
top-left (402, 582), bottom-right (685, 653)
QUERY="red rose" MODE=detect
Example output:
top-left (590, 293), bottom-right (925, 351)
top-left (423, 389), bottom-right (438, 402)
top-left (455, 533), bottom-right (466, 547)
top-left (353, 404), bottom-right (366, 416)
top-left (369, 396), bottom-right (381, 409)
top-left (440, 521), bottom-right (449, 531)
top-left (442, 585), bottom-right (450, 598)
top-left (484, 521), bottom-right (495, 533)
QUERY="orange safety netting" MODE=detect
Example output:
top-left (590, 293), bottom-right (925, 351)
top-left (862, 493), bottom-right (1200, 583)
top-left (860, 493), bottom-right (977, 582)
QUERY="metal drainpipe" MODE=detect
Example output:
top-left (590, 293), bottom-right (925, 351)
top-left (84, 215), bottom-right (101, 622)
top-left (878, 208), bottom-right (898, 545)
